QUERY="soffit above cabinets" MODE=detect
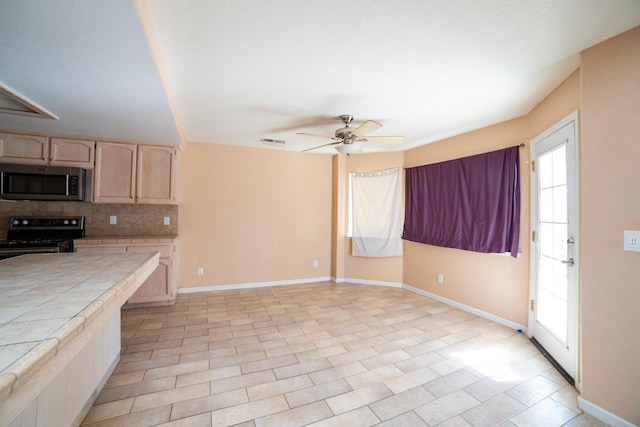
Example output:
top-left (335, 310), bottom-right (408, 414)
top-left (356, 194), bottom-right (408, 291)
top-left (0, 84), bottom-right (58, 120)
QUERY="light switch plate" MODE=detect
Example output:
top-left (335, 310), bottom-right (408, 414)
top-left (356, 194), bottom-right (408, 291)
top-left (163, 216), bottom-right (170, 226)
top-left (109, 215), bottom-right (117, 225)
top-left (624, 230), bottom-right (640, 252)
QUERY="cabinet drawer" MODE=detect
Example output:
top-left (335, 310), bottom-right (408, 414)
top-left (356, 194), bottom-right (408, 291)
top-left (74, 245), bottom-right (126, 254)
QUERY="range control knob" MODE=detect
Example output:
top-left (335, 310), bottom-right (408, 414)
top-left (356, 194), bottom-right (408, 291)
top-left (71, 220), bottom-right (78, 225)
top-left (12, 219), bottom-right (20, 225)
top-left (63, 220), bottom-right (69, 225)
top-left (22, 220), bottom-right (29, 225)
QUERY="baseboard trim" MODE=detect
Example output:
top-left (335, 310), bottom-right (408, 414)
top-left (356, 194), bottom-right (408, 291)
top-left (402, 284), bottom-right (527, 333)
top-left (577, 397), bottom-right (636, 427)
top-left (332, 277), bottom-right (403, 288)
top-left (178, 277), bottom-right (333, 293)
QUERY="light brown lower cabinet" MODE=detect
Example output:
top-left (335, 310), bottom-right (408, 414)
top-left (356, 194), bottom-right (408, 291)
top-left (74, 237), bottom-right (179, 306)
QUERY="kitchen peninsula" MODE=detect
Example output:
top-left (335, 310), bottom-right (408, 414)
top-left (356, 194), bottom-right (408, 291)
top-left (0, 251), bottom-right (159, 427)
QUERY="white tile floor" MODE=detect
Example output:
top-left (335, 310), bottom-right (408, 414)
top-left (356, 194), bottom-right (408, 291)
top-left (81, 282), bottom-right (608, 427)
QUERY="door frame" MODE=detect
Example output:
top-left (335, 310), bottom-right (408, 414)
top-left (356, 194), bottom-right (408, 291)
top-left (528, 110), bottom-right (581, 391)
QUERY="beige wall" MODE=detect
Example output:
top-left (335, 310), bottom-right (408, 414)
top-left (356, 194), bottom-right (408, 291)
top-left (579, 26), bottom-right (640, 424)
top-left (527, 70), bottom-right (580, 138)
top-left (403, 117), bottom-right (531, 325)
top-left (178, 142), bottom-right (333, 288)
top-left (176, 70), bottom-right (580, 325)
top-left (399, 68), bottom-right (580, 328)
top-left (174, 26), bottom-right (639, 423)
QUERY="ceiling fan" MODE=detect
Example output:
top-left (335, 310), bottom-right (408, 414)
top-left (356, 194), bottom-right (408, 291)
top-left (297, 115), bottom-right (404, 154)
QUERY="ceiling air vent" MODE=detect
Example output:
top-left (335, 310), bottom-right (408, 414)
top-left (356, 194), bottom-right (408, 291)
top-left (260, 138), bottom-right (285, 146)
top-left (0, 84), bottom-right (58, 120)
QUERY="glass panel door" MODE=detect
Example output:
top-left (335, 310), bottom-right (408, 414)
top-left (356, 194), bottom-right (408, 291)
top-left (530, 113), bottom-right (579, 383)
top-left (537, 145), bottom-right (569, 343)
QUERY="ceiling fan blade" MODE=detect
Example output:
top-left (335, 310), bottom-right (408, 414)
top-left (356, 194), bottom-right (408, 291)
top-left (296, 132), bottom-right (335, 140)
top-left (267, 115), bottom-right (337, 133)
top-left (362, 136), bottom-right (405, 144)
top-left (302, 141), bottom-right (343, 152)
top-left (351, 120), bottom-right (382, 138)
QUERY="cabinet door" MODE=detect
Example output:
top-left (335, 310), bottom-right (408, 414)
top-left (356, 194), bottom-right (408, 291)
top-left (0, 133), bottom-right (48, 164)
top-left (75, 242), bottom-right (176, 306)
top-left (136, 145), bottom-right (178, 204)
top-left (125, 244), bottom-right (175, 304)
top-left (50, 138), bottom-right (95, 168)
top-left (94, 142), bottom-right (137, 203)
top-left (128, 260), bottom-right (170, 302)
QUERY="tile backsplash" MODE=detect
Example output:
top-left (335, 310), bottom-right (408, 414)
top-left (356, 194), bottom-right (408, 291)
top-left (0, 201), bottom-right (178, 239)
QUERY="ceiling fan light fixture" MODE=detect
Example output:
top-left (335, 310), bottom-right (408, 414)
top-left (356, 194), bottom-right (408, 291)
top-left (298, 115), bottom-right (404, 153)
top-left (335, 126), bottom-right (352, 139)
top-left (336, 142), bottom-right (362, 155)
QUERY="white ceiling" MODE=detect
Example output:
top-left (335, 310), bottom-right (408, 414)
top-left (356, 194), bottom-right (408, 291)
top-left (1, 1), bottom-right (639, 154)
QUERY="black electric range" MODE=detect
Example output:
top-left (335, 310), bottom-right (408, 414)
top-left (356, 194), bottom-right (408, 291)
top-left (0, 216), bottom-right (85, 260)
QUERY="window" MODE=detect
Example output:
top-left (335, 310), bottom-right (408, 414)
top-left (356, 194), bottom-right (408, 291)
top-left (349, 168), bottom-right (403, 257)
top-left (402, 146), bottom-right (520, 257)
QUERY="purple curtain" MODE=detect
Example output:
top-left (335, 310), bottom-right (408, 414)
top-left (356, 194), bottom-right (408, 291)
top-left (402, 146), bottom-right (521, 257)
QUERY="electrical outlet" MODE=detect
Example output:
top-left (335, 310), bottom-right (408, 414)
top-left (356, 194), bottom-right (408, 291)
top-left (109, 215), bottom-right (117, 225)
top-left (163, 216), bottom-right (170, 226)
top-left (437, 273), bottom-right (444, 284)
top-left (313, 260), bottom-right (318, 268)
top-left (197, 267), bottom-right (204, 276)
top-left (624, 230), bottom-right (640, 252)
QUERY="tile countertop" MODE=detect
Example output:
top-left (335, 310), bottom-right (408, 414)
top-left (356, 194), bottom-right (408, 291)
top-left (74, 235), bottom-right (178, 244)
top-left (0, 251), bottom-right (160, 404)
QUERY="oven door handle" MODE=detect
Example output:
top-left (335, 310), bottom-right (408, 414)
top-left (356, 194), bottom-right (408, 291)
top-left (0, 247), bottom-right (61, 255)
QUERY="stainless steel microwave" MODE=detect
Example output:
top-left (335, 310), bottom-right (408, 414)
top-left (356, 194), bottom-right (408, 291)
top-left (0, 163), bottom-right (92, 201)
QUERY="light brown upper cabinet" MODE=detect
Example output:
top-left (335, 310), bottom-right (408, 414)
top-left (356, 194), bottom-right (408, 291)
top-left (94, 141), bottom-right (178, 204)
top-left (0, 132), bottom-right (49, 164)
top-left (50, 138), bottom-right (95, 168)
top-left (94, 142), bottom-right (137, 203)
top-left (136, 145), bottom-right (179, 204)
top-left (0, 132), bottom-right (95, 168)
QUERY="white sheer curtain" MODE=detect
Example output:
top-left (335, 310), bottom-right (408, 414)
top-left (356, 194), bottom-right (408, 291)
top-left (351, 168), bottom-right (403, 257)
